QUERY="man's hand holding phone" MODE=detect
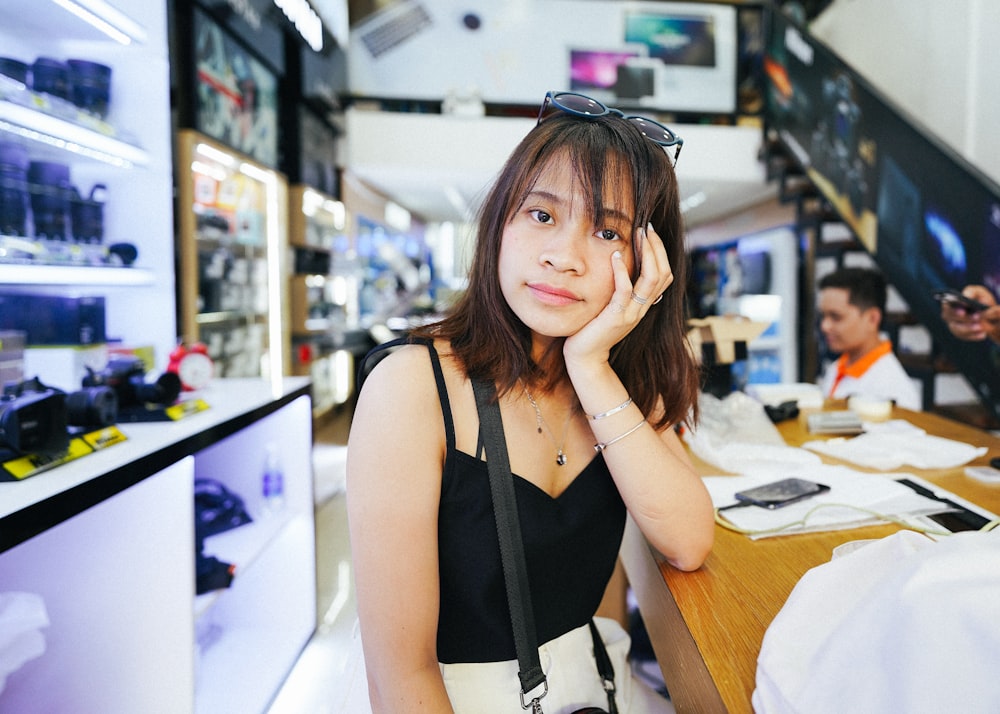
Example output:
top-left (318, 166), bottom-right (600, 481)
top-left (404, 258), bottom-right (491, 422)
top-left (938, 285), bottom-right (1000, 345)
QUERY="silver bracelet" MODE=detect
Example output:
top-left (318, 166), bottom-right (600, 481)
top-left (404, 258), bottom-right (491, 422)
top-left (587, 397), bottom-right (633, 420)
top-left (593, 419), bottom-right (646, 453)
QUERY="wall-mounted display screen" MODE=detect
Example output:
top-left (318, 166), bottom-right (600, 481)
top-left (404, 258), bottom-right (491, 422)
top-left (347, 0), bottom-right (737, 114)
top-left (194, 8), bottom-right (279, 167)
top-left (569, 48), bottom-right (643, 93)
top-left (623, 12), bottom-right (717, 67)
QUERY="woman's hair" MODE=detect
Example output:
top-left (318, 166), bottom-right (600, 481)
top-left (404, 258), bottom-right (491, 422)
top-left (413, 112), bottom-right (700, 429)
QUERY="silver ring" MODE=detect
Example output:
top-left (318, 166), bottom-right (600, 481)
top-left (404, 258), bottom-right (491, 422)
top-left (630, 291), bottom-right (649, 306)
top-left (611, 301), bottom-right (626, 313)
top-left (652, 294), bottom-right (663, 305)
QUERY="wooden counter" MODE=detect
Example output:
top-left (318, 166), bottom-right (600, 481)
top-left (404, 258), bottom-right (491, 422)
top-left (620, 405), bottom-right (1000, 714)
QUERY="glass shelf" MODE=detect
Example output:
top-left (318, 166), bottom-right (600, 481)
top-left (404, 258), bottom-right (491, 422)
top-left (0, 262), bottom-right (154, 286)
top-left (0, 93), bottom-right (148, 168)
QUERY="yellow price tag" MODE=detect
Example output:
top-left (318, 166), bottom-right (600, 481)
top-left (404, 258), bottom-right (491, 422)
top-left (165, 398), bottom-right (210, 421)
top-left (81, 425), bottom-right (128, 450)
top-left (2, 438), bottom-right (94, 481)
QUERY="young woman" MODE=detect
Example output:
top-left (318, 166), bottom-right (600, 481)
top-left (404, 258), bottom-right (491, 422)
top-left (347, 91), bottom-right (715, 713)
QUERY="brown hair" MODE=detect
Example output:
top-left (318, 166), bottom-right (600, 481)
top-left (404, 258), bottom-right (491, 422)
top-left (413, 113), bottom-right (700, 429)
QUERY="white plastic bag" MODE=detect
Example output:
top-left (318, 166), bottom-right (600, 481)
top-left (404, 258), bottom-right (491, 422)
top-left (753, 531), bottom-right (1000, 713)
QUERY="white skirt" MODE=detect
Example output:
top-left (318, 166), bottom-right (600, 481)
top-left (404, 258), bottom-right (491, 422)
top-left (441, 617), bottom-right (674, 714)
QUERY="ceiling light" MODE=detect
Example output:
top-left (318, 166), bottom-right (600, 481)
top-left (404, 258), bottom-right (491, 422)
top-left (680, 190), bottom-right (707, 213)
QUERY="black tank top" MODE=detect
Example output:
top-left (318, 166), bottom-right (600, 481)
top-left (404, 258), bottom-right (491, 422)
top-left (392, 339), bottom-right (628, 664)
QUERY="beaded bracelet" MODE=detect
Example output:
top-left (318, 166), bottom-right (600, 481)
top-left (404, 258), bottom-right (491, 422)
top-left (593, 419), bottom-right (646, 453)
top-left (587, 397), bottom-right (633, 420)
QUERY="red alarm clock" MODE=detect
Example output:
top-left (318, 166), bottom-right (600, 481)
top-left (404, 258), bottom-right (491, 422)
top-left (167, 342), bottom-right (214, 391)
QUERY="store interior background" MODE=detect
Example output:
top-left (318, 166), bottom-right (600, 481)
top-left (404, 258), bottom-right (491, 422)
top-left (287, 0), bottom-right (1000, 709)
top-left (324, 0), bottom-right (1000, 424)
top-left (2, 1), bottom-right (999, 712)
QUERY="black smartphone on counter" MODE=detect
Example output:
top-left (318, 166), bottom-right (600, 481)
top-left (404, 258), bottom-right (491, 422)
top-left (734, 478), bottom-right (830, 509)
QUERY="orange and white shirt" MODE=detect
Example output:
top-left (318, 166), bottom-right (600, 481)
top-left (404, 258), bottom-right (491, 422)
top-left (820, 340), bottom-right (921, 410)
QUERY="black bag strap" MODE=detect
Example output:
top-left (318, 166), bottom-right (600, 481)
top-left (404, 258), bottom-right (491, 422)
top-left (471, 378), bottom-right (547, 703)
top-left (357, 335), bottom-right (456, 454)
top-left (472, 378), bottom-right (618, 713)
top-left (589, 620), bottom-right (619, 714)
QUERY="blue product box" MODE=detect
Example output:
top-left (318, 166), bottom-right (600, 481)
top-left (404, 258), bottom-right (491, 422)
top-left (0, 293), bottom-right (106, 345)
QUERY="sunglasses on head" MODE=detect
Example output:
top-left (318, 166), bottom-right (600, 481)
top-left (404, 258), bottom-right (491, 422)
top-left (536, 90), bottom-right (684, 164)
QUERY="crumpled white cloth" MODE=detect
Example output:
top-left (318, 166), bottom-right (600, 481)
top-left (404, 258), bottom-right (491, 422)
top-left (802, 420), bottom-right (987, 470)
top-left (0, 592), bottom-right (49, 694)
top-left (685, 392), bottom-right (819, 475)
top-left (753, 530), bottom-right (1000, 713)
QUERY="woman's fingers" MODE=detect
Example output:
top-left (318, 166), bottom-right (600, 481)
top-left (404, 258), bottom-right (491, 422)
top-left (633, 223), bottom-right (672, 305)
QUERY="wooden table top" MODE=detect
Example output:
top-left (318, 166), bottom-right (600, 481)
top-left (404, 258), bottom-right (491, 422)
top-left (620, 404), bottom-right (1000, 714)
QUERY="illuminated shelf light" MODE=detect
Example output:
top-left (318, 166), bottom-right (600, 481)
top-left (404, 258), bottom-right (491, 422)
top-left (195, 142), bottom-right (237, 167)
top-left (48, 0), bottom-right (148, 45)
top-left (0, 103), bottom-right (148, 168)
top-left (0, 263), bottom-right (155, 287)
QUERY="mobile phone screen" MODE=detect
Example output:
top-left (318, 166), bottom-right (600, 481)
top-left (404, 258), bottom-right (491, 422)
top-left (734, 478), bottom-right (830, 509)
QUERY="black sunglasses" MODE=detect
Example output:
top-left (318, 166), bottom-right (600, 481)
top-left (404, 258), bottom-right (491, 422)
top-left (536, 90), bottom-right (684, 164)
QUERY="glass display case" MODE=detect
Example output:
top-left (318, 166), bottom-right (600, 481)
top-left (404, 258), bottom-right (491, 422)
top-left (176, 128), bottom-right (289, 381)
top-left (0, 0), bottom-right (176, 369)
top-left (288, 184), bottom-right (357, 416)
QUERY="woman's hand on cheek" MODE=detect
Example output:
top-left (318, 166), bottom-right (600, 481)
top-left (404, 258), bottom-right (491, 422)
top-left (563, 224), bottom-right (673, 367)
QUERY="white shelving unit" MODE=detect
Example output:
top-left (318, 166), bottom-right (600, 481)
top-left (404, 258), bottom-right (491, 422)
top-left (0, 378), bottom-right (316, 713)
top-left (0, 0), bottom-right (176, 366)
top-left (0, 5), bottom-right (317, 711)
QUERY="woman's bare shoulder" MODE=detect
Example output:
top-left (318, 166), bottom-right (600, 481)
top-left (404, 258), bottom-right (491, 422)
top-left (358, 339), bottom-right (463, 406)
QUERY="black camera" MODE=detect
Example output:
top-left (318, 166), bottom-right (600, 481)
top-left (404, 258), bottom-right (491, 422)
top-left (0, 379), bottom-right (70, 458)
top-left (82, 356), bottom-right (181, 410)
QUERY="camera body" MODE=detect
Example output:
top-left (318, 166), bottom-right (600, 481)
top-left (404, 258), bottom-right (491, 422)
top-left (82, 356), bottom-right (181, 409)
top-left (0, 382), bottom-right (69, 457)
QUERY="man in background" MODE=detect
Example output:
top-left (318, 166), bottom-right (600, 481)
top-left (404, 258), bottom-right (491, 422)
top-left (817, 267), bottom-right (921, 410)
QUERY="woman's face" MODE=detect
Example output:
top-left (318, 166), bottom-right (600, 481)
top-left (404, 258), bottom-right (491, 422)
top-left (497, 155), bottom-right (636, 343)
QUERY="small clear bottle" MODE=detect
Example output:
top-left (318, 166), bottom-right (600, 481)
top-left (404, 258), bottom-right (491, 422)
top-left (261, 443), bottom-right (285, 516)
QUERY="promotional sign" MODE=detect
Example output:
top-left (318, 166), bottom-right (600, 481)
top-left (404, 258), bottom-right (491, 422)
top-left (194, 7), bottom-right (280, 167)
top-left (764, 8), bottom-right (1000, 417)
top-left (348, 0), bottom-right (738, 114)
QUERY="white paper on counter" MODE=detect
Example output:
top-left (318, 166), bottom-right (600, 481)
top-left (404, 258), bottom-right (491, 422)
top-left (802, 419), bottom-right (988, 470)
top-left (707, 464), bottom-right (949, 539)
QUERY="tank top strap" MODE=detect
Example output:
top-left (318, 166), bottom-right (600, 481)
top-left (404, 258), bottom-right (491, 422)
top-left (357, 335), bottom-right (456, 452)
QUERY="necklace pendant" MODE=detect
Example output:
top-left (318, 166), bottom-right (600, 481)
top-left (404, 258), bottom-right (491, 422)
top-left (556, 451), bottom-right (567, 466)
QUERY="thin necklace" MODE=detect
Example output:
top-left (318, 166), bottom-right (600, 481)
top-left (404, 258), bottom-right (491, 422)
top-left (521, 382), bottom-right (573, 467)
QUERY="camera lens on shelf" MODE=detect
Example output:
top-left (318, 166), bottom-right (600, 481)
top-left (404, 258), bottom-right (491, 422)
top-left (27, 161), bottom-right (71, 241)
top-left (70, 183), bottom-right (107, 243)
top-left (0, 142), bottom-right (30, 237)
top-left (30, 57), bottom-right (70, 102)
top-left (67, 59), bottom-right (112, 118)
top-left (65, 385), bottom-right (118, 428)
top-left (0, 57), bottom-right (29, 85)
